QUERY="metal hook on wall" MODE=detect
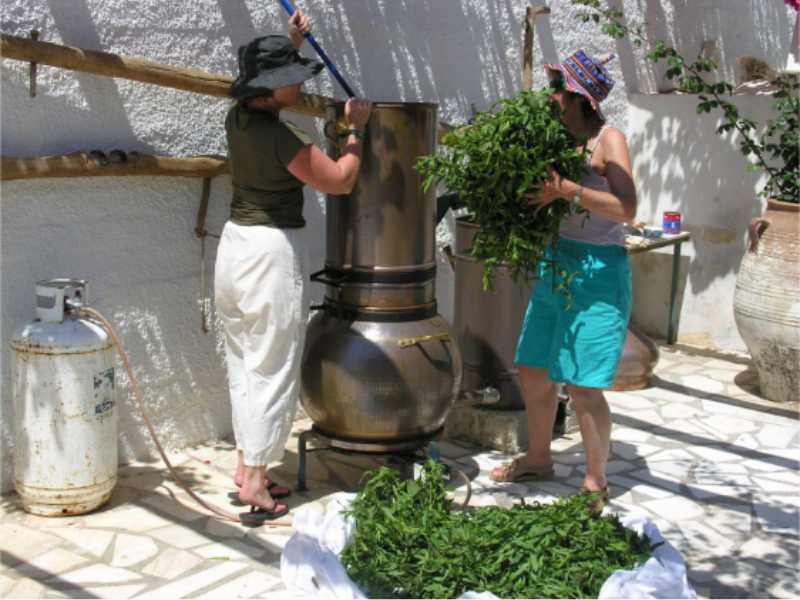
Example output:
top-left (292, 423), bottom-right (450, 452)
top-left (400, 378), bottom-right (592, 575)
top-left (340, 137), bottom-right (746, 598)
top-left (194, 177), bottom-right (220, 334)
top-left (29, 30), bottom-right (39, 97)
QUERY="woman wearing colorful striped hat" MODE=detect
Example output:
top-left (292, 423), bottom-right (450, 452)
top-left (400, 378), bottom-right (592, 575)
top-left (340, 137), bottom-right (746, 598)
top-left (491, 50), bottom-right (637, 510)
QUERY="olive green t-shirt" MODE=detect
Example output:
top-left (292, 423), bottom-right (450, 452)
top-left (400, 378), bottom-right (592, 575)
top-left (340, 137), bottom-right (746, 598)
top-left (225, 104), bottom-right (312, 228)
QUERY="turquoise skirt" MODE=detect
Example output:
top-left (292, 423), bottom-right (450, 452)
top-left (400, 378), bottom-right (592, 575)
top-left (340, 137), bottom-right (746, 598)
top-left (514, 237), bottom-right (632, 389)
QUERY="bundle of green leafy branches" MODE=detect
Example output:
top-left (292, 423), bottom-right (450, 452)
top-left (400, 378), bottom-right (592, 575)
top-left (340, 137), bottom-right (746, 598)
top-left (416, 90), bottom-right (587, 290)
top-left (341, 461), bottom-right (655, 599)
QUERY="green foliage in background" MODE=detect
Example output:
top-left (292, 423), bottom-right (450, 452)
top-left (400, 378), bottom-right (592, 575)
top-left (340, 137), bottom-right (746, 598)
top-left (571, 0), bottom-right (799, 204)
top-left (416, 90), bottom-right (588, 290)
top-left (341, 461), bottom-right (656, 599)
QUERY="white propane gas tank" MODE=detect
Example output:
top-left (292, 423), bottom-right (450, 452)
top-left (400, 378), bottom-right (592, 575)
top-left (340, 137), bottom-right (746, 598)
top-left (10, 279), bottom-right (117, 516)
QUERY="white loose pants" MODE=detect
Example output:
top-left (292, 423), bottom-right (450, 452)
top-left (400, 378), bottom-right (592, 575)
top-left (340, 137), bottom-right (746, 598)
top-left (214, 221), bottom-right (309, 466)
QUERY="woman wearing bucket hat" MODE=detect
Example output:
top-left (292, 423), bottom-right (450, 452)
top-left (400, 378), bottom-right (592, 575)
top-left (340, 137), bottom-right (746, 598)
top-left (491, 50), bottom-right (637, 510)
top-left (215, 10), bottom-right (372, 525)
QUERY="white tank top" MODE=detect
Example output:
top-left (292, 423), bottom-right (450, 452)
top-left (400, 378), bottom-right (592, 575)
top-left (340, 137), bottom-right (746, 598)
top-left (558, 126), bottom-right (626, 246)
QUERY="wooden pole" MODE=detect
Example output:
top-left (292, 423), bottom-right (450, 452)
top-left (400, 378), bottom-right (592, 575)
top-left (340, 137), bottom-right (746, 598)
top-left (523, 7), bottom-right (534, 91)
top-left (522, 4), bottom-right (551, 91)
top-left (0, 33), bottom-right (329, 119)
top-left (1, 152), bottom-right (229, 181)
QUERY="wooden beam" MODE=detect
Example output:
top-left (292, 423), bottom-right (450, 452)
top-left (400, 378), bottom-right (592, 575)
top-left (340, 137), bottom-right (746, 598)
top-left (1, 152), bottom-right (229, 181)
top-left (1, 33), bottom-right (456, 145)
top-left (0, 33), bottom-right (330, 119)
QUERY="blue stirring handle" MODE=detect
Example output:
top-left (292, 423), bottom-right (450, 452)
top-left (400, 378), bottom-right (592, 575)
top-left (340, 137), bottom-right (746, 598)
top-left (278, 0), bottom-right (357, 98)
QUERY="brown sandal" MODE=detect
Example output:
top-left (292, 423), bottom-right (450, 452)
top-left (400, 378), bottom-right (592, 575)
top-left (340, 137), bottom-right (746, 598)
top-left (490, 458), bottom-right (555, 483)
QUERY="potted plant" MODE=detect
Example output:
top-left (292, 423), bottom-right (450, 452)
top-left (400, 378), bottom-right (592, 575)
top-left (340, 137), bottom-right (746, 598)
top-left (573, 0), bottom-right (799, 402)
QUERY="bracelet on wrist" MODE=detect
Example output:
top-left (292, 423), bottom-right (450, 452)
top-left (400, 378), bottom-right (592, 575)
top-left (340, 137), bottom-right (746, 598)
top-left (571, 186), bottom-right (583, 209)
top-left (346, 128), bottom-right (364, 140)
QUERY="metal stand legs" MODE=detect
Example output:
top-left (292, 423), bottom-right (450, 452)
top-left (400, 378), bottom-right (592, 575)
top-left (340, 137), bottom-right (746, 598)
top-left (296, 430), bottom-right (311, 492)
top-left (295, 428), bottom-right (446, 493)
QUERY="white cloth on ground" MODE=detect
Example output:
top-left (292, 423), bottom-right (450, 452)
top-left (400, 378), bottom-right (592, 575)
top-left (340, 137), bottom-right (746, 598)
top-left (214, 221), bottom-right (309, 466)
top-left (598, 514), bottom-right (698, 599)
top-left (281, 493), bottom-right (362, 599)
top-left (281, 494), bottom-right (697, 599)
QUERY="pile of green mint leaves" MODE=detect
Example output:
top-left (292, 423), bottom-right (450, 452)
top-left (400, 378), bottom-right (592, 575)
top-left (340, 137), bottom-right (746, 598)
top-left (416, 89), bottom-right (587, 292)
top-left (341, 461), bottom-right (656, 599)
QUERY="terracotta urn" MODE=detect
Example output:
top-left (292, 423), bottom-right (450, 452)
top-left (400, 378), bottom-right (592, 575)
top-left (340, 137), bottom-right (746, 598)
top-left (733, 199), bottom-right (800, 402)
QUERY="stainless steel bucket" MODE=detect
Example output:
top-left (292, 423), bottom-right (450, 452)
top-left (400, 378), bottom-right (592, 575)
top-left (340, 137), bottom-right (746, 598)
top-left (324, 102), bottom-right (438, 276)
top-left (450, 217), bottom-right (533, 410)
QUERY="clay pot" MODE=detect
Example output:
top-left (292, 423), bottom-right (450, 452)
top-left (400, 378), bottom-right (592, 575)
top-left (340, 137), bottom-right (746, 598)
top-left (611, 323), bottom-right (660, 391)
top-left (734, 199), bottom-right (800, 403)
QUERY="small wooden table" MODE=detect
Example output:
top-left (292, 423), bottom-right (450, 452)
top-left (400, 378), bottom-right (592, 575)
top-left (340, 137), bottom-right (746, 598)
top-left (624, 231), bottom-right (692, 345)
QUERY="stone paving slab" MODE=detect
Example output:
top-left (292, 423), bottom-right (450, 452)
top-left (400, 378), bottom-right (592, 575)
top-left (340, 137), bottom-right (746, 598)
top-left (1, 343), bottom-right (797, 599)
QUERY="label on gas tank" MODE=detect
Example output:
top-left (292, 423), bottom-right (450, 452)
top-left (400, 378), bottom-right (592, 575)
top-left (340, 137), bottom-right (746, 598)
top-left (93, 367), bottom-right (116, 417)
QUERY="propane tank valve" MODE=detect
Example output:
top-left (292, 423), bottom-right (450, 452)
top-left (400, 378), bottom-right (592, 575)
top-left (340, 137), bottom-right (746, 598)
top-left (64, 295), bottom-right (85, 312)
top-left (35, 278), bottom-right (88, 323)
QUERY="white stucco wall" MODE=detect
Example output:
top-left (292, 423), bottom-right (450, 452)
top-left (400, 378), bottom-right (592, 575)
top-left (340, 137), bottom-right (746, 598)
top-left (626, 93), bottom-right (775, 349)
top-left (1, 0), bottom-right (793, 492)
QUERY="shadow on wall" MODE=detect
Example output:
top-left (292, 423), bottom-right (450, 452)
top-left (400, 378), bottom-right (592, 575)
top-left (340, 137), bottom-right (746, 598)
top-left (43, 0), bottom-right (788, 115)
top-left (629, 252), bottom-right (691, 342)
top-left (621, 0), bottom-right (791, 94)
top-left (0, 76), bottom-right (160, 156)
top-left (215, 0), bottom-right (259, 55)
top-left (626, 93), bottom-right (771, 295)
top-left (0, 176), bottom-right (233, 492)
top-left (624, 91), bottom-right (781, 349)
top-left (222, 0), bottom-right (525, 116)
top-left (5, 0), bottom-right (791, 155)
top-left (42, 0), bottom-right (140, 147)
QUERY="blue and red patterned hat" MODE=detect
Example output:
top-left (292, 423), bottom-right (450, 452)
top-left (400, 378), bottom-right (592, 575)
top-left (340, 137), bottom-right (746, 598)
top-left (545, 50), bottom-right (616, 118)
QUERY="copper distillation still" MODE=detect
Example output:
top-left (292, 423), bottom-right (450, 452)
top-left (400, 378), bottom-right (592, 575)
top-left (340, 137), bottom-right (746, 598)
top-left (296, 102), bottom-right (463, 490)
top-left (447, 215), bottom-right (659, 413)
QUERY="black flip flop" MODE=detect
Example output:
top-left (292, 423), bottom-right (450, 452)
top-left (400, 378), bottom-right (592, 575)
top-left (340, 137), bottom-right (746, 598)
top-left (239, 503), bottom-right (290, 527)
top-left (228, 482), bottom-right (292, 506)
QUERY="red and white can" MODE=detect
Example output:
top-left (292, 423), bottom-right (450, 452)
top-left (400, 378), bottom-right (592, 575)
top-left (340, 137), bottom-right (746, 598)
top-left (663, 211), bottom-right (682, 234)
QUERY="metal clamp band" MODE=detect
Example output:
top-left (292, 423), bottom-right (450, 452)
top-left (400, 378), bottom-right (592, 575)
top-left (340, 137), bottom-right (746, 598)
top-left (310, 269), bottom-right (347, 288)
top-left (323, 266), bottom-right (437, 285)
top-left (320, 300), bottom-right (438, 322)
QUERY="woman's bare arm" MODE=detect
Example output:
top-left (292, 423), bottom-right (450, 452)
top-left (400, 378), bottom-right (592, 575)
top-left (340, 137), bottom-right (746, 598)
top-left (527, 128), bottom-right (637, 223)
top-left (287, 135), bottom-right (363, 195)
top-left (580, 128), bottom-right (637, 222)
top-left (287, 98), bottom-right (372, 195)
